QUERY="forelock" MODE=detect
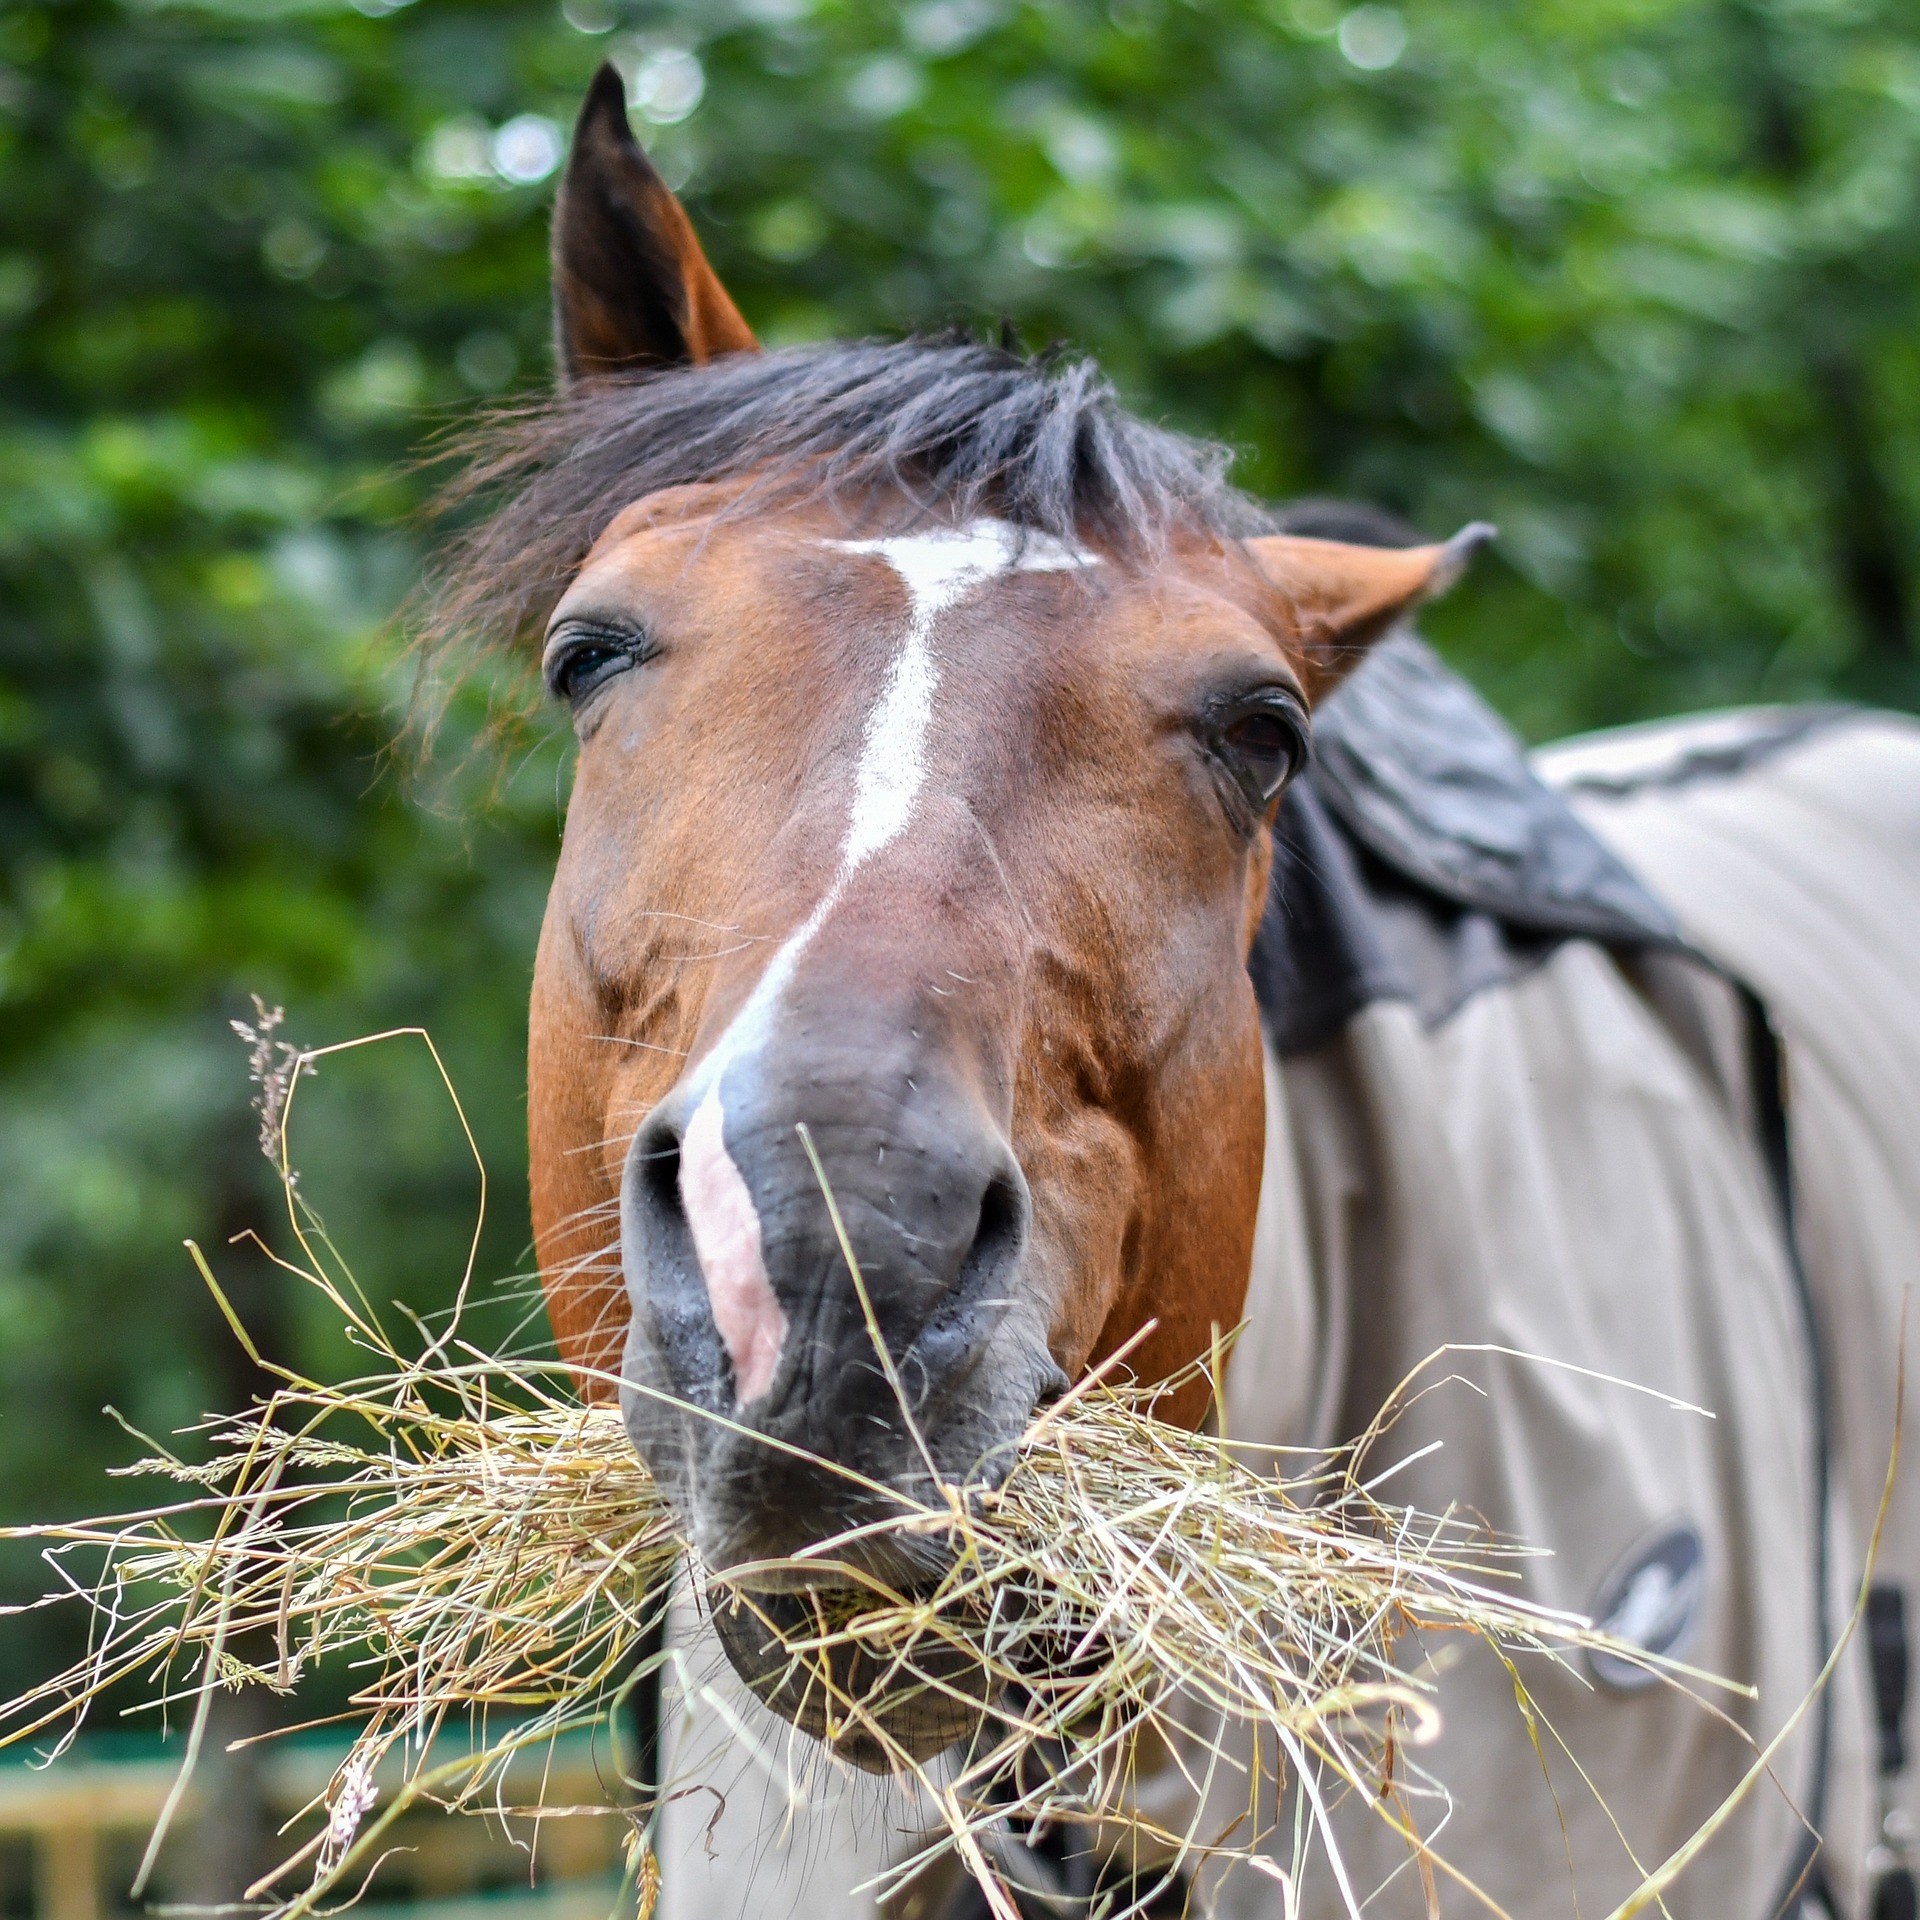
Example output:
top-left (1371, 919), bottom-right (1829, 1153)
top-left (417, 336), bottom-right (1274, 671)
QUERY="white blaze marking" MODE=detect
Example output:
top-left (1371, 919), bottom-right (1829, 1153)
top-left (672, 520), bottom-right (1092, 1402)
top-left (835, 522), bottom-right (1078, 863)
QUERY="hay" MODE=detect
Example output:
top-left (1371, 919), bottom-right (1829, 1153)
top-left (0, 1306), bottom-right (1681, 1920)
top-left (0, 1029), bottom-right (1718, 1920)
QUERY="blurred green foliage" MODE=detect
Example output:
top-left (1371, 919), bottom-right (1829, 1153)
top-left (2, 0), bottom-right (1917, 1700)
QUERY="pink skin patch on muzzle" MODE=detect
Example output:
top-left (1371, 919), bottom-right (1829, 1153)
top-left (679, 1086), bottom-right (788, 1405)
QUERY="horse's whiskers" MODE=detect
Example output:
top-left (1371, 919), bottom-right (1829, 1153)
top-left (588, 1033), bottom-right (691, 1056)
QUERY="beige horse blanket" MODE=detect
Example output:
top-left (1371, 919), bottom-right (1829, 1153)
top-left (652, 704), bottom-right (1920, 1919)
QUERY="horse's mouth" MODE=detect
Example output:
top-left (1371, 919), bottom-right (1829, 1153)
top-left (705, 1528), bottom-right (952, 1595)
top-left (709, 1578), bottom-right (997, 1773)
top-left (700, 1493), bottom-right (995, 1770)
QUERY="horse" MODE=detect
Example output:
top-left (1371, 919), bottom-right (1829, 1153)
top-left (428, 65), bottom-right (1920, 1919)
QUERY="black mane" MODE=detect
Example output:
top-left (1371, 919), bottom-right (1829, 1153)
top-left (422, 335), bottom-right (1278, 663)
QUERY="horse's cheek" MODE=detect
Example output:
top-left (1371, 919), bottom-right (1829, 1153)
top-left (529, 901), bottom-right (630, 1391)
top-left (1111, 1000), bottom-right (1267, 1429)
top-left (1019, 1102), bottom-right (1140, 1378)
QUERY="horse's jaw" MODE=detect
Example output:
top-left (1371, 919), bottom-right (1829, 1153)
top-left (707, 1582), bottom-right (998, 1773)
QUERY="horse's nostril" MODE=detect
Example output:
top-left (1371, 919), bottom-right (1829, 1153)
top-left (637, 1125), bottom-right (683, 1218)
top-left (956, 1170), bottom-right (1025, 1295)
top-left (620, 1109), bottom-right (752, 1418)
top-left (622, 1115), bottom-right (693, 1304)
top-left (1032, 1364), bottom-right (1071, 1410)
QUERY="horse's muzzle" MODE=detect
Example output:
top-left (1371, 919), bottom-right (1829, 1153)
top-left (615, 1031), bottom-right (1064, 1604)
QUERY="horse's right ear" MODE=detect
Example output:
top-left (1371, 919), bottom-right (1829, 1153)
top-left (551, 64), bottom-right (758, 387)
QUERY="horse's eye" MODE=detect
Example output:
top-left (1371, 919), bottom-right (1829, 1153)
top-left (1218, 698), bottom-right (1308, 806)
top-left (544, 626), bottom-right (645, 705)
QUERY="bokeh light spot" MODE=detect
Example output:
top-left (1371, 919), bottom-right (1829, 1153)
top-left (1338, 6), bottom-right (1406, 71)
top-left (491, 115), bottom-right (565, 185)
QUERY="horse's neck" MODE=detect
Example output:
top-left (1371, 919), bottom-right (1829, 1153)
top-left (1222, 1029), bottom-right (1349, 1454)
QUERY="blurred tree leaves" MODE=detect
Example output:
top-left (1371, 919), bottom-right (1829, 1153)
top-left (1, 0), bottom-right (1917, 1695)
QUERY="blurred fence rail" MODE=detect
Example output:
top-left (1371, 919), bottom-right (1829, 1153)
top-left (0, 1734), bottom-right (627, 1920)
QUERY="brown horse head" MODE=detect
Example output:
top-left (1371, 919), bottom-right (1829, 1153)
top-left (466, 69), bottom-right (1481, 1608)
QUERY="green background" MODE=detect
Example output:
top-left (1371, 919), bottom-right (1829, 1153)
top-left (3, 0), bottom-right (1917, 1706)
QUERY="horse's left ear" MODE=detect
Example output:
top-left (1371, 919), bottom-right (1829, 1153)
top-left (1245, 523), bottom-right (1495, 698)
top-left (550, 63), bottom-right (759, 387)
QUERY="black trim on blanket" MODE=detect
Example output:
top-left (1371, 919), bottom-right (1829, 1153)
top-left (617, 1590), bottom-right (668, 1842)
top-left (1866, 1589), bottom-right (1916, 1920)
top-left (1540, 704), bottom-right (1858, 801)
top-left (1869, 1588), bottom-right (1910, 1779)
top-left (1748, 990), bottom-right (1838, 1920)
